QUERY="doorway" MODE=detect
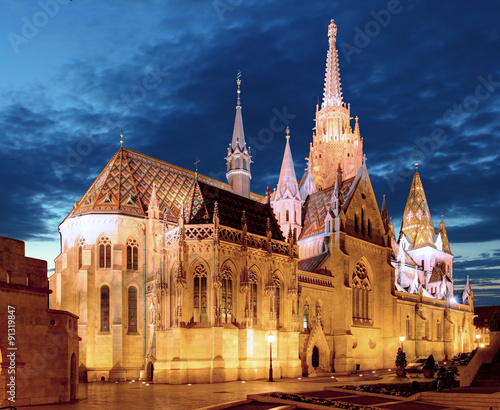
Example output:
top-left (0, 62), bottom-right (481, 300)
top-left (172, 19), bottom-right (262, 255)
top-left (147, 362), bottom-right (154, 381)
top-left (312, 346), bottom-right (319, 368)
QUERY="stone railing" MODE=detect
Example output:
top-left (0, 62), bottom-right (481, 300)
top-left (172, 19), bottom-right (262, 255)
top-left (165, 224), bottom-right (295, 257)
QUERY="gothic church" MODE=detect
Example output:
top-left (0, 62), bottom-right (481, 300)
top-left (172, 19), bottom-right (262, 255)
top-left (49, 20), bottom-right (475, 383)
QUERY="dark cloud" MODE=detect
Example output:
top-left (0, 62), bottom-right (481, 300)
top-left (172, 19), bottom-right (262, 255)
top-left (1, 1), bottom-right (499, 304)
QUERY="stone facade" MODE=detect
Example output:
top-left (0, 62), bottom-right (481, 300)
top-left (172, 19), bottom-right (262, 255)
top-left (48, 19), bottom-right (475, 384)
top-left (0, 236), bottom-right (79, 406)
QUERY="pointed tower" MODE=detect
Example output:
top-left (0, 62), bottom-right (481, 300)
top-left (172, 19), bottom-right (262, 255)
top-left (400, 165), bottom-right (436, 250)
top-left (438, 217), bottom-right (452, 254)
top-left (272, 127), bottom-right (303, 238)
top-left (462, 275), bottom-right (473, 305)
top-left (309, 20), bottom-right (363, 189)
top-left (226, 73), bottom-right (252, 198)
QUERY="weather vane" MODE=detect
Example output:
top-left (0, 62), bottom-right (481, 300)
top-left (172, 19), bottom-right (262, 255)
top-left (120, 122), bottom-right (124, 147)
top-left (194, 157), bottom-right (200, 180)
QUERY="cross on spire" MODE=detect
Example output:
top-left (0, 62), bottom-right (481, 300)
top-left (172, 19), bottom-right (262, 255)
top-left (194, 157), bottom-right (200, 180)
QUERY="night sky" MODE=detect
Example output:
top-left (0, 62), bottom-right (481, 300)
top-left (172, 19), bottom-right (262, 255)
top-left (1, 1), bottom-right (499, 306)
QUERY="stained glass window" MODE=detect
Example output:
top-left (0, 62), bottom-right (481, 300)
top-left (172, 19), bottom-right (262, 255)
top-left (193, 263), bottom-right (208, 323)
top-left (303, 301), bottom-right (309, 330)
top-left (99, 236), bottom-right (111, 268)
top-left (352, 261), bottom-right (371, 322)
top-left (101, 285), bottom-right (110, 332)
top-left (128, 287), bottom-right (137, 333)
top-left (221, 265), bottom-right (233, 324)
top-left (249, 270), bottom-right (258, 326)
top-left (126, 238), bottom-right (139, 270)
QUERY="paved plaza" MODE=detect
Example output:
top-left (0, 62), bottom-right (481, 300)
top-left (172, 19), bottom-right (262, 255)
top-left (14, 371), bottom-right (498, 410)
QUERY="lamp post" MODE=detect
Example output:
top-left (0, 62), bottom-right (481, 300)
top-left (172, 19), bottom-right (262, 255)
top-left (399, 336), bottom-right (405, 352)
top-left (266, 333), bottom-right (275, 382)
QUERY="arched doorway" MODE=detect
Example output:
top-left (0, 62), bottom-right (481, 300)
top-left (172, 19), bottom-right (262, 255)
top-left (70, 353), bottom-right (77, 400)
top-left (147, 362), bottom-right (154, 382)
top-left (312, 346), bottom-right (319, 368)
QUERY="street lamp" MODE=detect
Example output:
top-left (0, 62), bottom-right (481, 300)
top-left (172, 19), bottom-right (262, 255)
top-left (399, 336), bottom-right (405, 352)
top-left (266, 333), bottom-right (275, 382)
top-left (476, 334), bottom-right (480, 345)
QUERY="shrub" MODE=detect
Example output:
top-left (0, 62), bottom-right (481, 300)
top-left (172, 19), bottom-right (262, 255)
top-left (395, 347), bottom-right (407, 369)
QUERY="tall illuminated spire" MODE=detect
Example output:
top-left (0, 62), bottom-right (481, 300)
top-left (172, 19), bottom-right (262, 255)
top-left (322, 19), bottom-right (343, 108)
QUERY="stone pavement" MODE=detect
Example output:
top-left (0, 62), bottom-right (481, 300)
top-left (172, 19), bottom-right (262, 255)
top-left (13, 371), bottom-right (497, 410)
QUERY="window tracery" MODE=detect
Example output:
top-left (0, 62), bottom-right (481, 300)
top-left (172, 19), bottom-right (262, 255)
top-left (98, 235), bottom-right (111, 269)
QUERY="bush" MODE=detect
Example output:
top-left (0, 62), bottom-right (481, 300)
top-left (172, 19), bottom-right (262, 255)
top-left (395, 347), bottom-right (407, 369)
top-left (411, 381), bottom-right (420, 391)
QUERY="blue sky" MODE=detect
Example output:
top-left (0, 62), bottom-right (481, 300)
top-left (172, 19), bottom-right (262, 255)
top-left (0, 1), bottom-right (499, 306)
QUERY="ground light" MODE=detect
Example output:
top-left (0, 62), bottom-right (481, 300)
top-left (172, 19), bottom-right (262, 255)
top-left (266, 332), bottom-right (275, 382)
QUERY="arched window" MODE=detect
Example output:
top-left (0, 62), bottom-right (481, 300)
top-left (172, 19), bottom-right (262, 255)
top-left (354, 214), bottom-right (359, 233)
top-left (303, 301), bottom-right (309, 330)
top-left (100, 285), bottom-right (110, 332)
top-left (286, 210), bottom-right (289, 222)
top-left (249, 270), bottom-right (258, 326)
top-left (193, 263), bottom-right (208, 323)
top-left (406, 316), bottom-right (412, 339)
top-left (77, 237), bottom-right (85, 269)
top-left (352, 261), bottom-right (371, 322)
top-left (272, 275), bottom-right (281, 326)
top-left (128, 287), bottom-right (137, 333)
top-left (98, 235), bottom-right (112, 269)
top-left (361, 209), bottom-right (365, 235)
top-left (126, 238), bottom-right (139, 270)
top-left (437, 320), bottom-right (442, 340)
top-left (367, 219), bottom-right (371, 237)
top-left (221, 264), bottom-right (233, 324)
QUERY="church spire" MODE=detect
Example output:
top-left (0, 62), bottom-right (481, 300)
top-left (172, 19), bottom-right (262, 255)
top-left (438, 216), bottom-right (452, 254)
top-left (231, 71), bottom-right (246, 151)
top-left (271, 127), bottom-right (303, 238)
top-left (400, 168), bottom-right (436, 249)
top-left (275, 127), bottom-right (300, 201)
top-left (322, 19), bottom-right (343, 108)
top-left (226, 72), bottom-right (252, 198)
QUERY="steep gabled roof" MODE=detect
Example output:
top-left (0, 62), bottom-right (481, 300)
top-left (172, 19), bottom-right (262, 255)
top-left (188, 181), bottom-right (284, 241)
top-left (66, 147), bottom-right (232, 221)
top-left (400, 168), bottom-right (436, 249)
top-left (300, 177), bottom-right (355, 240)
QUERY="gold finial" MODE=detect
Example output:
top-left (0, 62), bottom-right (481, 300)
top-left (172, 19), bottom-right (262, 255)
top-left (194, 157), bottom-right (200, 180)
top-left (441, 208), bottom-right (444, 222)
top-left (120, 122), bottom-right (124, 147)
top-left (236, 70), bottom-right (241, 93)
top-left (413, 147), bottom-right (419, 169)
top-left (285, 126), bottom-right (290, 140)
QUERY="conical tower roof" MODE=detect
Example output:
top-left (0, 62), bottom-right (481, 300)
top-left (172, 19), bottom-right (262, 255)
top-left (184, 179), bottom-right (210, 224)
top-left (400, 167), bottom-right (436, 249)
top-left (231, 75), bottom-right (246, 151)
top-left (438, 218), bottom-right (452, 254)
top-left (275, 127), bottom-right (300, 200)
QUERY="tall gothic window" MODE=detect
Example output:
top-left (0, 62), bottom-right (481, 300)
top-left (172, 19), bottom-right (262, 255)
top-left (354, 214), bottom-right (359, 233)
top-left (193, 263), bottom-right (208, 323)
top-left (99, 235), bottom-right (112, 269)
top-left (100, 285), bottom-right (110, 332)
top-left (361, 209), bottom-right (365, 235)
top-left (126, 238), bottom-right (139, 270)
top-left (221, 265), bottom-right (233, 324)
top-left (303, 301), bottom-right (309, 330)
top-left (78, 237), bottom-right (85, 269)
top-left (249, 270), bottom-right (258, 326)
top-left (272, 275), bottom-right (281, 326)
top-left (367, 219), bottom-right (372, 237)
top-left (437, 320), bottom-right (442, 340)
top-left (286, 210), bottom-right (289, 222)
top-left (352, 261), bottom-right (371, 322)
top-left (128, 287), bottom-right (137, 333)
top-left (406, 316), bottom-right (412, 339)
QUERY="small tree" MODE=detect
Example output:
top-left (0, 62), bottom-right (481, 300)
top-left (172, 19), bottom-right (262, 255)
top-left (490, 311), bottom-right (500, 332)
top-left (395, 347), bottom-right (407, 369)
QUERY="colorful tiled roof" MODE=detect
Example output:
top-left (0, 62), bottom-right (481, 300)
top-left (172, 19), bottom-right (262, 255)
top-left (400, 169), bottom-right (436, 249)
top-left (66, 147), bottom-right (263, 221)
top-left (438, 220), bottom-right (452, 254)
top-left (300, 177), bottom-right (354, 240)
top-left (184, 181), bottom-right (284, 241)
